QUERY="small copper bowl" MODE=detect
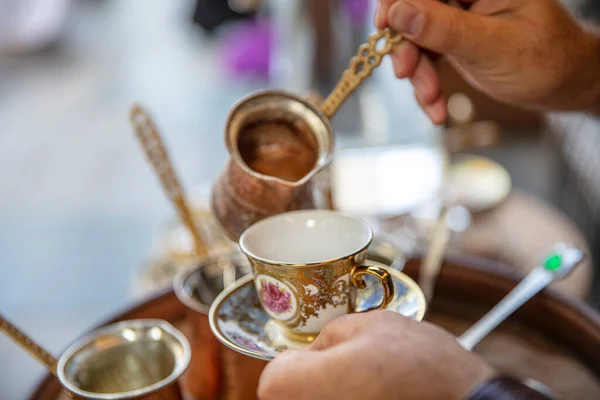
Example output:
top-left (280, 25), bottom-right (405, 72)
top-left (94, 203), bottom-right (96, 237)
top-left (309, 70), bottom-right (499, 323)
top-left (57, 319), bottom-right (190, 400)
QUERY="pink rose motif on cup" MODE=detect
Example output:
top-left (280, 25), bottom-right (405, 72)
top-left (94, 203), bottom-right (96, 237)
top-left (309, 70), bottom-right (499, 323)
top-left (259, 279), bottom-right (292, 314)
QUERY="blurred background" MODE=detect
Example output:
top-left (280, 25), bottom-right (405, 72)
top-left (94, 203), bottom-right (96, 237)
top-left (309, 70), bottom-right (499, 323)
top-left (1, 0), bottom-right (600, 398)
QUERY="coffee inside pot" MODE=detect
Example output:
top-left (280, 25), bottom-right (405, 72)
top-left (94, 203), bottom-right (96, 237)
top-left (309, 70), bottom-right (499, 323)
top-left (238, 119), bottom-right (318, 183)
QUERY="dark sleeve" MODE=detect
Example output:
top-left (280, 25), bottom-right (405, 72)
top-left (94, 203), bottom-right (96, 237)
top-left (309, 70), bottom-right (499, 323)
top-left (466, 376), bottom-right (557, 400)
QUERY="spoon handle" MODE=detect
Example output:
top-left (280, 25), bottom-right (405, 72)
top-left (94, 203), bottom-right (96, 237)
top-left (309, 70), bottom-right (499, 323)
top-left (129, 104), bottom-right (208, 258)
top-left (419, 207), bottom-right (450, 303)
top-left (457, 267), bottom-right (553, 351)
top-left (321, 28), bottom-right (402, 118)
top-left (0, 313), bottom-right (58, 376)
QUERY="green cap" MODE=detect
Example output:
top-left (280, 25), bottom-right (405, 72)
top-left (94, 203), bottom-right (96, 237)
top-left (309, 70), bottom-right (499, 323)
top-left (544, 253), bottom-right (562, 271)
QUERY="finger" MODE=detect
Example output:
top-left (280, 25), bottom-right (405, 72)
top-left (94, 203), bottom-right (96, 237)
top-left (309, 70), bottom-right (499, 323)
top-left (469, 0), bottom-right (517, 15)
top-left (308, 314), bottom-right (363, 351)
top-left (416, 93), bottom-right (448, 125)
top-left (409, 53), bottom-right (440, 104)
top-left (309, 310), bottom-right (406, 351)
top-left (380, 0), bottom-right (477, 28)
top-left (375, 0), bottom-right (398, 29)
top-left (258, 350), bottom-right (315, 399)
top-left (258, 349), bottom-right (350, 400)
top-left (387, 0), bottom-right (510, 64)
top-left (426, 97), bottom-right (448, 125)
top-left (390, 40), bottom-right (420, 78)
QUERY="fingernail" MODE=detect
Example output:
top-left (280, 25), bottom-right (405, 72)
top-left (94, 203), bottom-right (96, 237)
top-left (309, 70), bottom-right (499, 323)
top-left (427, 99), bottom-right (448, 125)
top-left (391, 2), bottom-right (423, 37)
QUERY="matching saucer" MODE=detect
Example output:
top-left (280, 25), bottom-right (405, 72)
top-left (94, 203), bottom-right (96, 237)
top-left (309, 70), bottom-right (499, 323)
top-left (209, 260), bottom-right (427, 360)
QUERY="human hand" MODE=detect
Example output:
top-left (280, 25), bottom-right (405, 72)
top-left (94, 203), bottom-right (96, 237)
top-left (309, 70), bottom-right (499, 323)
top-left (257, 310), bottom-right (494, 400)
top-left (375, 0), bottom-right (600, 124)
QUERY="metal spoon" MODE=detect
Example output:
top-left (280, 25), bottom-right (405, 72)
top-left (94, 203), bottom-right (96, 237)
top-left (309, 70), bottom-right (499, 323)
top-left (129, 105), bottom-right (236, 289)
top-left (130, 104), bottom-right (208, 258)
top-left (0, 313), bottom-right (58, 376)
top-left (419, 205), bottom-right (471, 302)
top-left (458, 243), bottom-right (585, 351)
top-left (419, 206), bottom-right (450, 302)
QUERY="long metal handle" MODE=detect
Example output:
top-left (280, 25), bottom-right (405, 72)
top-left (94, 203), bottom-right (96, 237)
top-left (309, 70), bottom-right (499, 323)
top-left (129, 104), bottom-right (208, 258)
top-left (419, 207), bottom-right (450, 302)
top-left (458, 244), bottom-right (584, 351)
top-left (457, 268), bottom-right (553, 351)
top-left (321, 28), bottom-right (402, 118)
top-left (0, 313), bottom-right (58, 376)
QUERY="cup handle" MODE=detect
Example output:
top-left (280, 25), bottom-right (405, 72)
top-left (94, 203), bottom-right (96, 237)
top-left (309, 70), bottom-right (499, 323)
top-left (350, 265), bottom-right (395, 311)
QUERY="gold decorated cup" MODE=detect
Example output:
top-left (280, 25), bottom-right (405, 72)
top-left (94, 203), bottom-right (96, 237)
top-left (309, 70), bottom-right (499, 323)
top-left (56, 319), bottom-right (190, 400)
top-left (239, 209), bottom-right (395, 343)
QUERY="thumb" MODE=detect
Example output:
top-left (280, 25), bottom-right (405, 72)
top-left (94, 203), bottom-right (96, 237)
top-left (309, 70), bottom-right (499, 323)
top-left (309, 310), bottom-right (406, 351)
top-left (388, 0), bottom-right (509, 64)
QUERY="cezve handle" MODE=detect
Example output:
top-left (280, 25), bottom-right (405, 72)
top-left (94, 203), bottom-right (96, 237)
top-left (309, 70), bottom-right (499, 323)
top-left (321, 28), bottom-right (403, 118)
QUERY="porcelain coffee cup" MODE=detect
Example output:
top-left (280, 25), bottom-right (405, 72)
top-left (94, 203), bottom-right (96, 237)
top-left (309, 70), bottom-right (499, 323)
top-left (239, 209), bottom-right (395, 343)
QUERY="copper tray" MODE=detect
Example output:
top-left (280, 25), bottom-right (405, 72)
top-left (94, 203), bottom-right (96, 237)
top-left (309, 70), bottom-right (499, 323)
top-left (29, 255), bottom-right (600, 400)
